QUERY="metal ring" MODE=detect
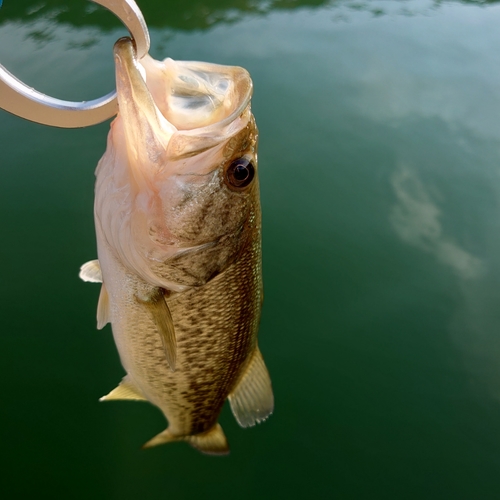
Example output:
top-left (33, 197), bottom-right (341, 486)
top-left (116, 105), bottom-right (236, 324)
top-left (0, 0), bottom-right (150, 128)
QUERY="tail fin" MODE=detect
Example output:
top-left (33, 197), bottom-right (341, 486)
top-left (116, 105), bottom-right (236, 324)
top-left (142, 423), bottom-right (229, 456)
top-left (186, 424), bottom-right (229, 455)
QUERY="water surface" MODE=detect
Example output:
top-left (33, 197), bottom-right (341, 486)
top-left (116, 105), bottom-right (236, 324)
top-left (1, 0), bottom-right (500, 497)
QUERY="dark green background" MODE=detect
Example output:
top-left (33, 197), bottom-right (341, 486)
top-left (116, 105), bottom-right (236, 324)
top-left (2, 0), bottom-right (500, 497)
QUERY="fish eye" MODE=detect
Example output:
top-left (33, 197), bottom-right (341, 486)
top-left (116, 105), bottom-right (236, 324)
top-left (225, 158), bottom-right (255, 189)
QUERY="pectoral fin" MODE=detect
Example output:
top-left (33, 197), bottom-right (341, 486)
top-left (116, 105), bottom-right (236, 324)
top-left (79, 260), bottom-right (102, 283)
top-left (97, 284), bottom-right (110, 330)
top-left (80, 261), bottom-right (110, 329)
top-left (228, 347), bottom-right (274, 428)
top-left (100, 376), bottom-right (147, 402)
top-left (143, 423), bottom-right (229, 455)
top-left (138, 289), bottom-right (177, 372)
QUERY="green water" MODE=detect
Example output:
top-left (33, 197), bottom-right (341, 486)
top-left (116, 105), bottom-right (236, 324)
top-left (2, 0), bottom-right (500, 497)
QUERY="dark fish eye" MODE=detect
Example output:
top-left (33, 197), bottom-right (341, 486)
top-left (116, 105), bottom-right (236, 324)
top-left (225, 158), bottom-right (255, 189)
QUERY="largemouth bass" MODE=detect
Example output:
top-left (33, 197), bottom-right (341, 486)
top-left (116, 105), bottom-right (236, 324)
top-left (79, 38), bottom-right (273, 455)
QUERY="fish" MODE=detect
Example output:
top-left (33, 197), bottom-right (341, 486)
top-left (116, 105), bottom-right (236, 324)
top-left (79, 37), bottom-right (273, 455)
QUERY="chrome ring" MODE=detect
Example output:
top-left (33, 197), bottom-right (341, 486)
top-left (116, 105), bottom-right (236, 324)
top-left (0, 0), bottom-right (150, 128)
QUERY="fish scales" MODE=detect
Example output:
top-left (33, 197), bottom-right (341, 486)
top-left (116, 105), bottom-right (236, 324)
top-left (102, 210), bottom-right (261, 436)
top-left (80, 38), bottom-right (273, 455)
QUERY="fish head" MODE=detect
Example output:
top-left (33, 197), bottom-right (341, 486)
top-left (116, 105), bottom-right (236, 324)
top-left (95, 38), bottom-right (260, 291)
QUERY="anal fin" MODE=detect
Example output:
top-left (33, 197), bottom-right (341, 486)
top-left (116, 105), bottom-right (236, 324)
top-left (143, 424), bottom-right (229, 456)
top-left (228, 347), bottom-right (274, 428)
top-left (99, 376), bottom-right (147, 402)
top-left (79, 260), bottom-right (102, 283)
top-left (97, 283), bottom-right (110, 330)
top-left (137, 289), bottom-right (177, 372)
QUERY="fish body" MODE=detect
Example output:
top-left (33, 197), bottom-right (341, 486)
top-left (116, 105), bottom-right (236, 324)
top-left (80, 38), bottom-right (273, 455)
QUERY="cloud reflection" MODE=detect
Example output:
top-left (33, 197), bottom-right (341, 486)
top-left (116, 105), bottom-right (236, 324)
top-left (390, 164), bottom-right (484, 279)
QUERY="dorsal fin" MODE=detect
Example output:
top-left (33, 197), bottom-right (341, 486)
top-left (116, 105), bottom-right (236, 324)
top-left (99, 376), bottom-right (147, 402)
top-left (228, 347), bottom-right (274, 428)
top-left (137, 289), bottom-right (177, 372)
top-left (97, 283), bottom-right (110, 330)
top-left (79, 260), bottom-right (102, 283)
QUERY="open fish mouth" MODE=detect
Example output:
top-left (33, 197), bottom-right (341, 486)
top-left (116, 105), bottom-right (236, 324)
top-left (113, 37), bottom-right (254, 162)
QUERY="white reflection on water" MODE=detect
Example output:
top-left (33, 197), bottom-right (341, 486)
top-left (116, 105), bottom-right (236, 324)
top-left (390, 164), bottom-right (484, 280)
top-left (389, 165), bottom-right (500, 396)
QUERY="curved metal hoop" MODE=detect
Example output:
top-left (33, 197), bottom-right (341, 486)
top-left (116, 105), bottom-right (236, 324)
top-left (0, 0), bottom-right (150, 128)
